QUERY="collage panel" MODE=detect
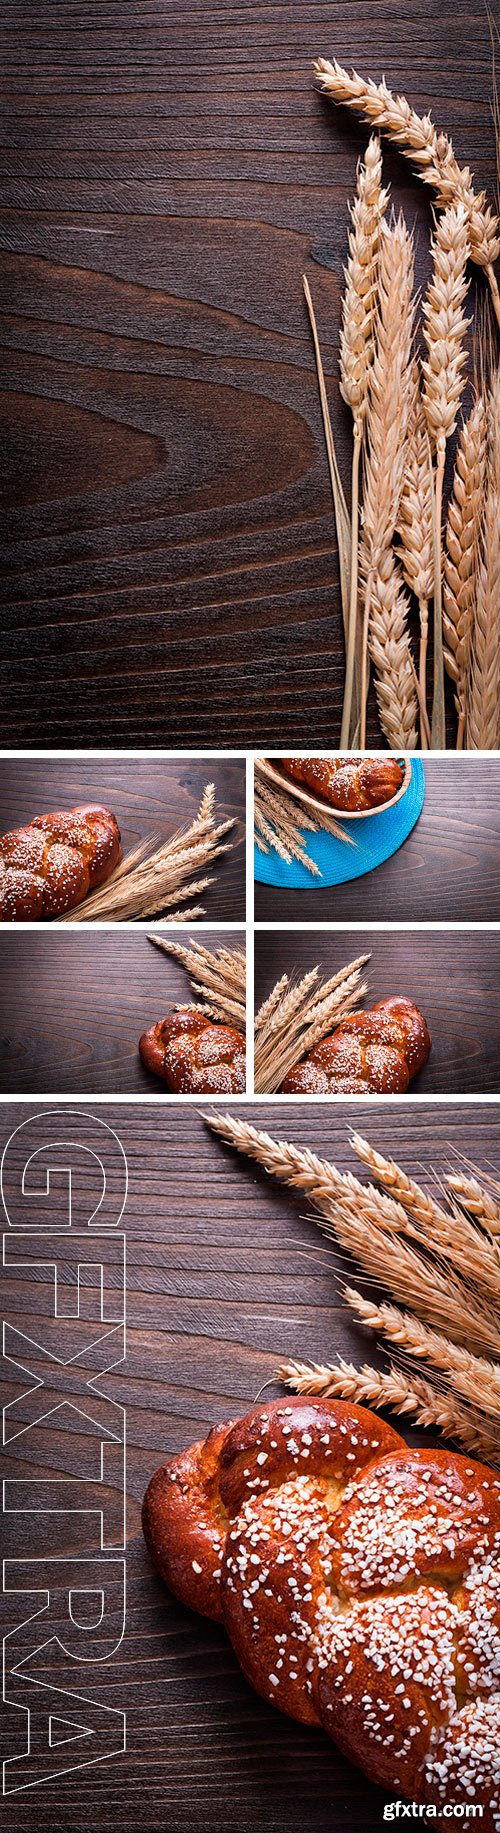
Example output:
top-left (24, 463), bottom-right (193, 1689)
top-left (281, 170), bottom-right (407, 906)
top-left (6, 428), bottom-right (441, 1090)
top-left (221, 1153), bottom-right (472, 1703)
top-left (0, 755), bottom-right (246, 926)
top-left (254, 753), bottom-right (500, 923)
top-left (254, 924), bottom-right (500, 1096)
top-left (2, 0), bottom-right (500, 1829)
top-left (3, 1098), bottom-right (500, 1831)
top-left (0, 925), bottom-right (247, 1096)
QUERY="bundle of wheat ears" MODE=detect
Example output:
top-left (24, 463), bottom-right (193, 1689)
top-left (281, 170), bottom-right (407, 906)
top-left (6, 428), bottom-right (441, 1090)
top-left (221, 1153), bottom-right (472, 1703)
top-left (148, 933), bottom-right (246, 1030)
top-left (59, 785), bottom-right (234, 923)
top-left (254, 758), bottom-right (354, 877)
top-left (307, 55), bottom-right (500, 752)
top-left (205, 1113), bottom-right (500, 1467)
top-left (254, 955), bottom-right (369, 1092)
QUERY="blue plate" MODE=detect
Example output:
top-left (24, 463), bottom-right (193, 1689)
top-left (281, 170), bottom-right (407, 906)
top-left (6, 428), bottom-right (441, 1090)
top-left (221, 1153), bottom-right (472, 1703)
top-left (254, 760), bottom-right (425, 889)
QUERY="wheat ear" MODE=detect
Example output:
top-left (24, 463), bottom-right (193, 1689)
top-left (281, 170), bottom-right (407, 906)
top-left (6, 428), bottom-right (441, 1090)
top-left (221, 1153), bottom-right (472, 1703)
top-left (204, 1113), bottom-right (500, 1357)
top-left (147, 935), bottom-right (246, 1028)
top-left (277, 1356), bottom-right (499, 1464)
top-left (359, 214), bottom-right (416, 745)
top-left (420, 201), bottom-right (470, 745)
top-left (254, 958), bottom-right (369, 1094)
top-left (339, 134), bottom-right (388, 746)
top-left (367, 551), bottom-right (419, 749)
top-left (396, 368), bottom-right (434, 745)
top-left (302, 275), bottom-right (355, 731)
top-left (343, 1289), bottom-right (500, 1419)
top-left (314, 59), bottom-right (500, 324)
top-left (446, 1170), bottom-right (500, 1237)
top-left (443, 396), bottom-right (488, 746)
top-left (350, 1132), bottom-right (500, 1300)
top-left (467, 369), bottom-right (500, 750)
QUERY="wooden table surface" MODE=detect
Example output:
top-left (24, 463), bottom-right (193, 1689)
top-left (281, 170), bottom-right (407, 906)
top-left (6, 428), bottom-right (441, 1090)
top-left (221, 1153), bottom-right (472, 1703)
top-left (0, 756), bottom-right (246, 921)
top-left (3, 1099), bottom-right (499, 1833)
top-left (254, 927), bottom-right (500, 1092)
top-left (1, 1), bottom-right (496, 748)
top-left (255, 757), bottom-right (500, 923)
top-left (0, 928), bottom-right (245, 1092)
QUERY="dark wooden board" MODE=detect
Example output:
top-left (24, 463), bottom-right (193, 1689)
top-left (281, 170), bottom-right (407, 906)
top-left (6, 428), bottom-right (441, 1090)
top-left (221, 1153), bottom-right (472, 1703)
top-left (254, 927), bottom-right (500, 1091)
top-left (1, 2), bottom-right (498, 747)
top-left (255, 757), bottom-right (500, 923)
top-left (0, 756), bottom-right (246, 921)
top-left (0, 927), bottom-right (245, 1091)
top-left (2, 1099), bottom-right (499, 1833)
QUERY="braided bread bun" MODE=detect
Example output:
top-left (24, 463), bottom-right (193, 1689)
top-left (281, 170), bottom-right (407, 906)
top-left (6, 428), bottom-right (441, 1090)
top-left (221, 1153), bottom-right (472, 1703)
top-left (279, 756), bottom-right (403, 811)
top-left (143, 1396), bottom-right (500, 1823)
top-left (281, 997), bottom-right (431, 1094)
top-left (0, 805), bottom-right (122, 920)
top-left (139, 1010), bottom-right (246, 1093)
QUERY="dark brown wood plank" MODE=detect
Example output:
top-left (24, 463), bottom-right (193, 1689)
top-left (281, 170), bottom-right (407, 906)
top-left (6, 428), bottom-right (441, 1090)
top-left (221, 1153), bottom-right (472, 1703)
top-left (254, 926), bottom-right (500, 1091)
top-left (0, 755), bottom-right (246, 920)
top-left (255, 757), bottom-right (500, 922)
top-left (2, 1099), bottom-right (499, 1832)
top-left (0, 927), bottom-right (245, 1090)
top-left (0, 1), bottom-right (497, 746)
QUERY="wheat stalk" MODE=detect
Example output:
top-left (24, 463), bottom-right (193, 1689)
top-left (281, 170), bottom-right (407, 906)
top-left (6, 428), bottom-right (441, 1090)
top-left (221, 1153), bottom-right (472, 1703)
top-left (303, 275), bottom-right (358, 730)
top-left (443, 396), bottom-right (488, 746)
top-left (367, 550), bottom-right (419, 748)
top-left (351, 1131), bottom-right (453, 1230)
top-left (421, 201), bottom-right (470, 745)
top-left (204, 1110), bottom-right (415, 1232)
top-left (314, 59), bottom-right (500, 324)
top-left (254, 956), bottom-right (369, 1093)
top-left (359, 214), bottom-right (416, 745)
top-left (343, 1289), bottom-right (500, 1419)
top-left (255, 974), bottom-right (289, 1033)
top-left (350, 1132), bottom-right (500, 1300)
top-left (467, 368), bottom-right (500, 749)
top-left (446, 1169), bottom-right (500, 1236)
top-left (205, 1112), bottom-right (500, 1458)
top-left (254, 779), bottom-right (322, 876)
top-left (340, 134), bottom-right (388, 745)
top-left (396, 368), bottom-right (434, 744)
top-left (58, 785), bottom-right (234, 923)
top-left (148, 934), bottom-right (246, 1029)
top-left (205, 1113), bottom-right (500, 1357)
top-left (277, 1355), bottom-right (499, 1464)
top-left (254, 764), bottom-right (353, 877)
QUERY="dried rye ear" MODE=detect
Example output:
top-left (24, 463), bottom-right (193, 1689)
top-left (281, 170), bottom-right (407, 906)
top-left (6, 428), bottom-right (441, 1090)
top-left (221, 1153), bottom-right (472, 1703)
top-left (277, 1357), bottom-right (499, 1465)
top-left (396, 367), bottom-right (434, 745)
top-left (359, 214), bottom-right (417, 746)
top-left (421, 201), bottom-right (470, 744)
top-left (443, 397), bottom-right (488, 747)
top-left (467, 368), bottom-right (500, 750)
top-left (339, 134), bottom-right (389, 745)
top-left (314, 58), bottom-right (500, 324)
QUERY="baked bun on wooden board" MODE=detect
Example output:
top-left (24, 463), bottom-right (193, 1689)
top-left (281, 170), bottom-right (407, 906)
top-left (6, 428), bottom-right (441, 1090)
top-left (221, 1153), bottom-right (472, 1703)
top-left (143, 1396), bottom-right (500, 1824)
top-left (282, 997), bottom-right (431, 1094)
top-left (139, 1010), bottom-right (246, 1093)
top-left (0, 804), bottom-right (122, 920)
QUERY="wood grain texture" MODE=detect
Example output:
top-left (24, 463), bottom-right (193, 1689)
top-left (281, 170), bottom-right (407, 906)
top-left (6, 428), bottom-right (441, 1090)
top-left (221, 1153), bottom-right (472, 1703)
top-left (0, 1), bottom-right (498, 746)
top-left (2, 1099), bottom-right (500, 1833)
top-left (0, 756), bottom-right (246, 920)
top-left (254, 926), bottom-right (500, 1091)
top-left (0, 927), bottom-right (245, 1091)
top-left (255, 757), bottom-right (500, 921)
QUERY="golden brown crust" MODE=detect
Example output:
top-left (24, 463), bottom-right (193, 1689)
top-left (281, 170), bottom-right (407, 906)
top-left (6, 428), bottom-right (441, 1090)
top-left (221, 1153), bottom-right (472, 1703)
top-left (142, 1422), bottom-right (235, 1622)
top-left (142, 1398), bottom-right (500, 1824)
top-left (281, 996), bottom-right (431, 1094)
top-left (0, 804), bottom-right (122, 920)
top-left (279, 756), bottom-right (404, 811)
top-left (139, 1010), bottom-right (246, 1093)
